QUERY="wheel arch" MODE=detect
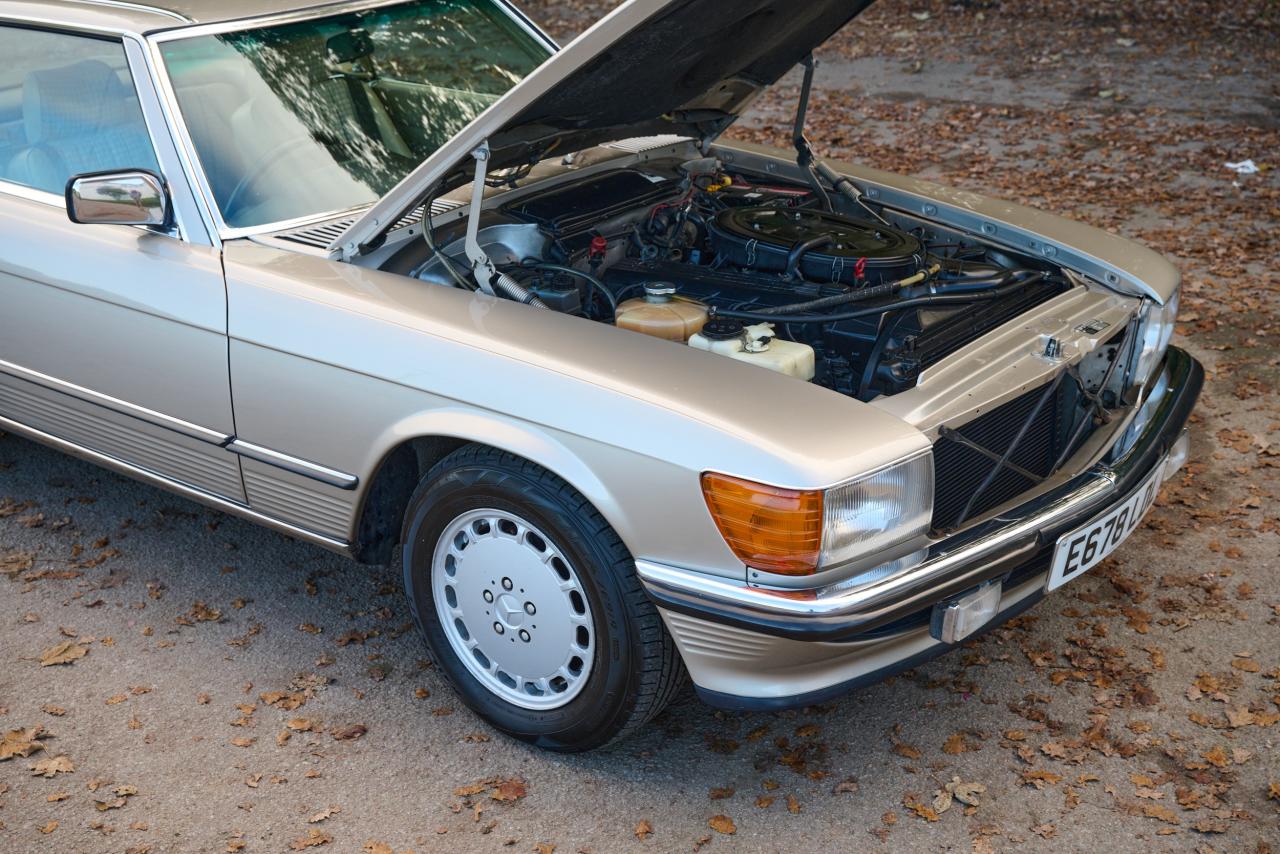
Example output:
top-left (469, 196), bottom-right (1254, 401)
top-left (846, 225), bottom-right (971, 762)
top-left (349, 408), bottom-right (620, 565)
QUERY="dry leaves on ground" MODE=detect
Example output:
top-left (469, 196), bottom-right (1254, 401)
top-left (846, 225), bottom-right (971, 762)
top-left (0, 725), bottom-right (46, 760)
top-left (39, 639), bottom-right (88, 666)
top-left (708, 814), bottom-right (736, 835)
top-left (453, 777), bottom-right (528, 803)
top-left (29, 755), bottom-right (74, 777)
top-left (290, 829), bottom-right (333, 850)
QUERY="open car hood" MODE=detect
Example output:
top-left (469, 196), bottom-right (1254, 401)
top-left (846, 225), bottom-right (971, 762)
top-left (335, 0), bottom-right (875, 256)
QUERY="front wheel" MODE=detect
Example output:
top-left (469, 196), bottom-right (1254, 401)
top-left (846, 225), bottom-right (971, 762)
top-left (400, 446), bottom-right (684, 751)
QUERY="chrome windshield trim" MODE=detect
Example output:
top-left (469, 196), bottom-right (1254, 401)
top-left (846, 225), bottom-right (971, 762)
top-left (143, 0), bottom-right (553, 239)
top-left (146, 0), bottom-right (415, 40)
top-left (122, 35), bottom-right (200, 243)
top-left (0, 358), bottom-right (233, 445)
top-left (227, 440), bottom-right (359, 490)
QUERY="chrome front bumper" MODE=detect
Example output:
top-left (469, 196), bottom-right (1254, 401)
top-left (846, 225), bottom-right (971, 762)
top-left (638, 348), bottom-right (1203, 645)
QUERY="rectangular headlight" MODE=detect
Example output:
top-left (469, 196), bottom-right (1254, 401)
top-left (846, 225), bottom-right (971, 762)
top-left (820, 451), bottom-right (933, 568)
top-left (1132, 289), bottom-right (1179, 387)
top-left (702, 451), bottom-right (933, 577)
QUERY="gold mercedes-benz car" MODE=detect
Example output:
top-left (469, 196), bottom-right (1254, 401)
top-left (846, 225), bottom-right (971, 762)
top-left (0, 0), bottom-right (1200, 750)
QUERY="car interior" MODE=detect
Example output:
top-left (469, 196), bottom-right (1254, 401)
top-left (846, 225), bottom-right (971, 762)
top-left (0, 35), bottom-right (158, 196)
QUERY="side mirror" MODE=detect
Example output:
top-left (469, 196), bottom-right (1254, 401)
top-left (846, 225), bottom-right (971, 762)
top-left (66, 170), bottom-right (171, 228)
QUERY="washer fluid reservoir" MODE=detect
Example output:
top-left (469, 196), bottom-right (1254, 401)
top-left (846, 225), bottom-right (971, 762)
top-left (689, 319), bottom-right (816, 380)
top-left (615, 282), bottom-right (708, 342)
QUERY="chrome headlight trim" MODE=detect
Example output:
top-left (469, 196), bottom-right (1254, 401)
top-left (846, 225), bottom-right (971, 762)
top-left (1132, 288), bottom-right (1180, 388)
top-left (819, 450), bottom-right (934, 569)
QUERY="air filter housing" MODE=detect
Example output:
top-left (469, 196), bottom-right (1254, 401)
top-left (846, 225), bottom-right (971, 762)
top-left (708, 206), bottom-right (923, 285)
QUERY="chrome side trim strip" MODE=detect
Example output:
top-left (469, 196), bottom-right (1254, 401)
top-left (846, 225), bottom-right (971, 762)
top-left (0, 414), bottom-right (350, 552)
top-left (0, 180), bottom-right (65, 208)
top-left (227, 440), bottom-right (359, 490)
top-left (0, 358), bottom-right (231, 445)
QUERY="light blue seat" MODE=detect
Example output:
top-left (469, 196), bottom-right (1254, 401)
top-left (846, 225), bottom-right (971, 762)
top-left (6, 59), bottom-right (157, 194)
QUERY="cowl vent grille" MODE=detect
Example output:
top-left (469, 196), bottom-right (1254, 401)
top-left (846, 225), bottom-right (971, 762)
top-left (277, 199), bottom-right (463, 250)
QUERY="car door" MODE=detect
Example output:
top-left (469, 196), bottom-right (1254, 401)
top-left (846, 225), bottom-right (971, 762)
top-left (0, 24), bottom-right (244, 501)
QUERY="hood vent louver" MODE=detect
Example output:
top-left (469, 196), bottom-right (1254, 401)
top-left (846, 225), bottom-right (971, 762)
top-left (278, 199), bottom-right (464, 251)
top-left (605, 135), bottom-right (691, 154)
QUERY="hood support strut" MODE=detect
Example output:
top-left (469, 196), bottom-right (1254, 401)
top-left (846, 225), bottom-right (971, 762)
top-left (791, 55), bottom-right (889, 226)
top-left (463, 142), bottom-right (547, 308)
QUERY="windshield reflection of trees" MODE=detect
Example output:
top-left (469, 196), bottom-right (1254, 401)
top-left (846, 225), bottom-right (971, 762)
top-left (226, 1), bottom-right (545, 196)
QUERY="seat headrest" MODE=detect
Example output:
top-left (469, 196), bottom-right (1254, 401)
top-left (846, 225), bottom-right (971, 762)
top-left (23, 59), bottom-right (130, 144)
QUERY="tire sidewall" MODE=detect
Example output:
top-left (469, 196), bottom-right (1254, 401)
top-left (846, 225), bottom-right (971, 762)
top-left (402, 462), bottom-right (641, 750)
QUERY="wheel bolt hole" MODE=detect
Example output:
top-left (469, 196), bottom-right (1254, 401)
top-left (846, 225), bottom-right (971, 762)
top-left (524, 602), bottom-right (536, 615)
top-left (501, 577), bottom-right (513, 591)
top-left (519, 629), bottom-right (530, 643)
top-left (483, 590), bottom-right (493, 603)
top-left (493, 622), bottom-right (504, 635)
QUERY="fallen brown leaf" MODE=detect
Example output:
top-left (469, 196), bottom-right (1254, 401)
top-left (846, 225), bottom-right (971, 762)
top-left (891, 742), bottom-right (922, 760)
top-left (708, 814), bottom-right (736, 835)
top-left (490, 778), bottom-right (527, 802)
top-left (832, 777), bottom-right (859, 795)
top-left (0, 726), bottom-right (45, 760)
top-left (290, 830), bottom-right (332, 850)
top-left (634, 819), bottom-right (653, 840)
top-left (1021, 769), bottom-right (1063, 790)
top-left (29, 755), bottom-right (74, 777)
top-left (903, 794), bottom-right (939, 822)
top-left (331, 723), bottom-right (367, 741)
top-left (40, 640), bottom-right (88, 666)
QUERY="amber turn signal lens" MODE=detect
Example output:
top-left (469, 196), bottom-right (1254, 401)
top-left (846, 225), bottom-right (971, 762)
top-left (701, 472), bottom-right (823, 575)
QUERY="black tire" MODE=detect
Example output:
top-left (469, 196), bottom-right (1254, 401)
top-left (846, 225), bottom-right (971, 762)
top-left (400, 445), bottom-right (685, 751)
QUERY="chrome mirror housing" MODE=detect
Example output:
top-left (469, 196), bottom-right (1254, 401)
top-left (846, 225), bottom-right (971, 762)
top-left (66, 170), bottom-right (170, 228)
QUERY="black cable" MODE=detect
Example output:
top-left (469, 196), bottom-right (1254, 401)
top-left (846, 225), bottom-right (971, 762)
top-left (422, 200), bottom-right (476, 291)
top-left (858, 309), bottom-right (908, 399)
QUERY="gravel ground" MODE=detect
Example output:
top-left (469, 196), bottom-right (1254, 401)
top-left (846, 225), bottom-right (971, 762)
top-left (2, 2), bottom-right (1278, 852)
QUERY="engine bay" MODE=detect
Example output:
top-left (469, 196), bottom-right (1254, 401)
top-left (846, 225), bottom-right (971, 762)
top-left (402, 157), bottom-right (1071, 401)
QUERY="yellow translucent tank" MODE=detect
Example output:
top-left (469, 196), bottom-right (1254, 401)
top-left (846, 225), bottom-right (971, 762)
top-left (615, 283), bottom-right (708, 342)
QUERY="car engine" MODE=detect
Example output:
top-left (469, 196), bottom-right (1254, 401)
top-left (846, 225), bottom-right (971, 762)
top-left (410, 159), bottom-right (1070, 401)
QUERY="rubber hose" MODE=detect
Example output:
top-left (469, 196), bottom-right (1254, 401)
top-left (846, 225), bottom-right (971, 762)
top-left (785, 233), bottom-right (834, 279)
top-left (768, 281), bottom-right (901, 315)
top-left (711, 276), bottom-right (1040, 325)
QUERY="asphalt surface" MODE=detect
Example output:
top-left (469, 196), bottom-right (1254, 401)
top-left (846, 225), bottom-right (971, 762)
top-left (2, 2), bottom-right (1278, 852)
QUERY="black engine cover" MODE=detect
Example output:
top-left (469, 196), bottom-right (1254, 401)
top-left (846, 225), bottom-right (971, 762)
top-left (707, 207), bottom-right (923, 285)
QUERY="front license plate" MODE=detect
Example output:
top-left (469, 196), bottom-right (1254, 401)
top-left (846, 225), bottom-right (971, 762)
top-left (1047, 466), bottom-right (1165, 591)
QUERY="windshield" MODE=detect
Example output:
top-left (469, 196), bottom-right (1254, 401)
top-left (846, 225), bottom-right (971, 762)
top-left (159, 0), bottom-right (551, 229)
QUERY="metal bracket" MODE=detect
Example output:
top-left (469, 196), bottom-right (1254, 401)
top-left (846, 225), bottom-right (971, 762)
top-left (464, 142), bottom-right (498, 295)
